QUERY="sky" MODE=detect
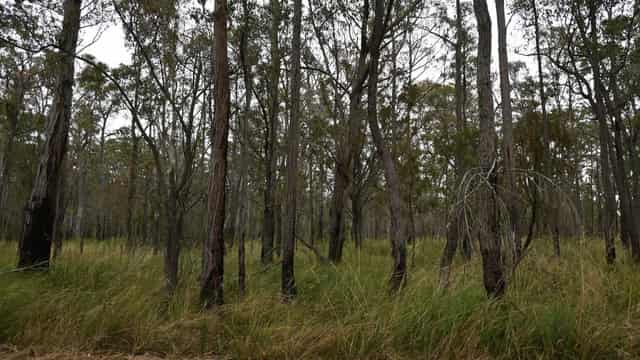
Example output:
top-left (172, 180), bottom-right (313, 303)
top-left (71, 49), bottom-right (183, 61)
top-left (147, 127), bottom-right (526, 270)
top-left (77, 0), bottom-right (535, 130)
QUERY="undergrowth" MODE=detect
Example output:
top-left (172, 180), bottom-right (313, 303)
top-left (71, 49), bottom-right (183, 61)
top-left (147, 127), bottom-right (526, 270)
top-left (1, 237), bottom-right (639, 359)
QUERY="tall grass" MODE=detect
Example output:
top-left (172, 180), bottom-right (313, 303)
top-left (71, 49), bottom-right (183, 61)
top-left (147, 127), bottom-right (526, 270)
top-left (1, 237), bottom-right (640, 359)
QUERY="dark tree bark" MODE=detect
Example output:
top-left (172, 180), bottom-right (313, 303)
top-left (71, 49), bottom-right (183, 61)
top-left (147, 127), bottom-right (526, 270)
top-left (0, 71), bottom-right (26, 240)
top-left (18, 0), bottom-right (82, 269)
top-left (328, 0), bottom-right (369, 264)
top-left (236, 0), bottom-right (252, 296)
top-left (262, 0), bottom-right (281, 266)
top-left (282, 0), bottom-right (302, 301)
top-left (473, 0), bottom-right (505, 298)
top-left (52, 163), bottom-right (68, 258)
top-left (201, 0), bottom-right (230, 308)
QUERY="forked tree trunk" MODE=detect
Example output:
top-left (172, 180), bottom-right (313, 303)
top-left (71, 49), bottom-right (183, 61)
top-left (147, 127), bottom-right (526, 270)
top-left (201, 0), bottom-right (230, 307)
top-left (328, 0), bottom-right (369, 264)
top-left (473, 0), bottom-right (505, 298)
top-left (18, 0), bottom-right (82, 269)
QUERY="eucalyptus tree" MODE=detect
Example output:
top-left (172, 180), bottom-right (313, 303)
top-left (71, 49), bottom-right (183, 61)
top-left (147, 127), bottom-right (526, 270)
top-left (18, 0), bottom-right (82, 269)
top-left (114, 0), bottom-right (211, 292)
top-left (201, 0), bottom-right (230, 308)
top-left (281, 0), bottom-right (302, 300)
top-left (495, 0), bottom-right (520, 262)
top-left (473, 0), bottom-right (505, 298)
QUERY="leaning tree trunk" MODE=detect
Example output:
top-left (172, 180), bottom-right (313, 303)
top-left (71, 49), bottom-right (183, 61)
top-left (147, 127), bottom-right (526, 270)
top-left (367, 0), bottom-right (408, 294)
top-left (473, 0), bottom-right (505, 298)
top-left (18, 0), bottom-right (82, 269)
top-left (201, 0), bottom-right (230, 308)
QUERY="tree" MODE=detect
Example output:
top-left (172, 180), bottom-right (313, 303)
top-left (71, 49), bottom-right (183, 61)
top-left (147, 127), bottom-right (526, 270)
top-left (282, 0), bottom-right (302, 300)
top-left (496, 0), bottom-right (520, 262)
top-left (262, 0), bottom-right (281, 266)
top-left (18, 0), bottom-right (82, 269)
top-left (473, 0), bottom-right (505, 298)
top-left (366, 0), bottom-right (409, 293)
top-left (201, 0), bottom-right (230, 308)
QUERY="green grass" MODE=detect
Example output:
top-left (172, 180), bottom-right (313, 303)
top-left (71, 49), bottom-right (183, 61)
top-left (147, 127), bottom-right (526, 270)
top-left (1, 237), bottom-right (640, 359)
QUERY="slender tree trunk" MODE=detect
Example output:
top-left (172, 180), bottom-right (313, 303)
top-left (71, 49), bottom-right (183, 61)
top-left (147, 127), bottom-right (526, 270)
top-left (0, 72), bottom-right (25, 241)
top-left (236, 0), bottom-right (252, 296)
top-left (496, 0), bottom-right (520, 262)
top-left (439, 0), bottom-right (465, 289)
top-left (532, 0), bottom-right (560, 256)
top-left (18, 0), bottom-right (82, 269)
top-left (126, 117), bottom-right (139, 252)
top-left (367, 0), bottom-right (407, 294)
top-left (318, 159), bottom-right (325, 242)
top-left (164, 184), bottom-right (181, 293)
top-left (201, 0), bottom-right (230, 307)
top-left (126, 58), bottom-right (142, 252)
top-left (473, 0), bottom-right (505, 298)
top-left (328, 0), bottom-right (369, 264)
top-left (582, 1), bottom-right (616, 264)
top-left (282, 0), bottom-right (302, 301)
top-left (352, 189), bottom-right (363, 249)
top-left (262, 0), bottom-right (281, 266)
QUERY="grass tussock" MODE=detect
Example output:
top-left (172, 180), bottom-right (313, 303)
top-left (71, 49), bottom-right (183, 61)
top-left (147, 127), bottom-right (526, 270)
top-left (1, 237), bottom-right (640, 359)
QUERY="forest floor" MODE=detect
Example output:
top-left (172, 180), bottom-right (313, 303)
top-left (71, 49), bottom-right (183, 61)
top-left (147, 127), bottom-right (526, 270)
top-left (1, 237), bottom-right (640, 359)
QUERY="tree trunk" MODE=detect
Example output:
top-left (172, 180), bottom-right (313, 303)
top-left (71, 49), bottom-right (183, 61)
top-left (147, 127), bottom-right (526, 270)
top-left (262, 0), bottom-right (281, 266)
top-left (235, 0), bottom-right (252, 297)
top-left (126, 58), bottom-right (142, 252)
top-left (201, 0), bottom-right (230, 307)
top-left (439, 0), bottom-right (466, 289)
top-left (584, 1), bottom-right (616, 264)
top-left (352, 189), bottom-right (364, 249)
top-left (473, 0), bottom-right (505, 298)
top-left (328, 0), bottom-right (369, 264)
top-left (0, 71), bottom-right (25, 241)
top-left (52, 163), bottom-right (68, 259)
top-left (532, 0), bottom-right (560, 256)
top-left (164, 185), bottom-right (181, 293)
top-left (18, 0), bottom-right (82, 269)
top-left (496, 0), bottom-right (520, 262)
top-left (282, 0), bottom-right (302, 301)
top-left (126, 116), bottom-right (139, 252)
top-left (367, 0), bottom-right (407, 294)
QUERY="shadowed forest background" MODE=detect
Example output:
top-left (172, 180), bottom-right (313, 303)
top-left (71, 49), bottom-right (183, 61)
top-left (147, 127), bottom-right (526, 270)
top-left (1, 0), bottom-right (640, 358)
